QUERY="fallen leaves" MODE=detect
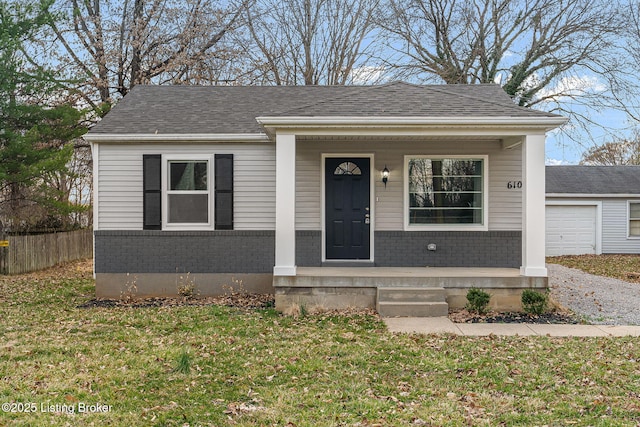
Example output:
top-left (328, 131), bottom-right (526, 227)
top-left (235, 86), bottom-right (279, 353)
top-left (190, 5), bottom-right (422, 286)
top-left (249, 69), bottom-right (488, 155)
top-left (449, 308), bottom-right (579, 324)
top-left (224, 401), bottom-right (268, 416)
top-left (460, 392), bottom-right (486, 421)
top-left (549, 254), bottom-right (640, 284)
top-left (4, 259), bottom-right (640, 426)
top-left (78, 292), bottom-right (275, 310)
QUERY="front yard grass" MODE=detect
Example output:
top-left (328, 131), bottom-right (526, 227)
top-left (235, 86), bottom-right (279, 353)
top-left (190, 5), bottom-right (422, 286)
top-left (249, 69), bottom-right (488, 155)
top-left (548, 254), bottom-right (640, 284)
top-left (1, 260), bottom-right (640, 426)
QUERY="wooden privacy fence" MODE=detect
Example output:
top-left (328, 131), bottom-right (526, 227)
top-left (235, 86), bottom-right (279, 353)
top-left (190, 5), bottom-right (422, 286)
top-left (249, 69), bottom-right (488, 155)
top-left (0, 229), bottom-right (93, 275)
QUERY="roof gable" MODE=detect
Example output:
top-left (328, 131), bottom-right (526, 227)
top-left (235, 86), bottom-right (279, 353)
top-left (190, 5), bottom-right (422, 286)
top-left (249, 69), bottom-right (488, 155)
top-left (88, 82), bottom-right (564, 136)
top-left (546, 165), bottom-right (640, 195)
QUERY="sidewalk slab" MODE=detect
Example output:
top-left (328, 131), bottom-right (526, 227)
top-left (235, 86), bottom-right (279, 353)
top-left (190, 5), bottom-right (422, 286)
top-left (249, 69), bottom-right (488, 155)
top-left (594, 325), bottom-right (640, 337)
top-left (455, 323), bottom-right (536, 336)
top-left (384, 317), bottom-right (460, 334)
top-left (383, 318), bottom-right (640, 337)
top-left (526, 324), bottom-right (609, 337)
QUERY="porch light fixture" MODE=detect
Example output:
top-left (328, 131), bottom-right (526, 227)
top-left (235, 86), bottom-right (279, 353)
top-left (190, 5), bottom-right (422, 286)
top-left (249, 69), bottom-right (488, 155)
top-left (382, 165), bottom-right (390, 187)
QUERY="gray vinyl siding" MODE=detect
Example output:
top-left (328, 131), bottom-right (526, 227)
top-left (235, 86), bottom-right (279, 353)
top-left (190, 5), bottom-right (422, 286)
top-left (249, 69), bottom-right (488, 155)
top-left (96, 143), bottom-right (276, 230)
top-left (602, 199), bottom-right (640, 253)
top-left (295, 139), bottom-right (522, 231)
top-left (97, 139), bottom-right (523, 232)
top-left (489, 144), bottom-right (522, 230)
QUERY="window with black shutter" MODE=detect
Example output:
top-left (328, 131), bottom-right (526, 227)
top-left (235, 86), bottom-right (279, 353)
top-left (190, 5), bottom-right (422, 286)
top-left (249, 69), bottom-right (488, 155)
top-left (143, 154), bottom-right (233, 230)
top-left (143, 154), bottom-right (162, 230)
top-left (215, 154), bottom-right (233, 230)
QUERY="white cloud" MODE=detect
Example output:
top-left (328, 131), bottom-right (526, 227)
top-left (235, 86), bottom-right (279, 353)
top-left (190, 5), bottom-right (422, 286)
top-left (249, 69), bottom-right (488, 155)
top-left (545, 158), bottom-right (572, 165)
top-left (349, 66), bottom-right (387, 85)
top-left (536, 75), bottom-right (607, 102)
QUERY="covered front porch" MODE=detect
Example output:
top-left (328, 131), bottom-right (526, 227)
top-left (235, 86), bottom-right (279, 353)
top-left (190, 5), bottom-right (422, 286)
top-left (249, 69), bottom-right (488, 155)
top-left (257, 109), bottom-right (564, 315)
top-left (266, 131), bottom-right (549, 275)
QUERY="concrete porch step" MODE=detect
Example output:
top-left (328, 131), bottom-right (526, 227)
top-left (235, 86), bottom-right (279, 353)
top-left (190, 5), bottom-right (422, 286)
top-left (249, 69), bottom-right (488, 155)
top-left (376, 286), bottom-right (449, 317)
top-left (377, 301), bottom-right (449, 317)
top-left (377, 286), bottom-right (446, 302)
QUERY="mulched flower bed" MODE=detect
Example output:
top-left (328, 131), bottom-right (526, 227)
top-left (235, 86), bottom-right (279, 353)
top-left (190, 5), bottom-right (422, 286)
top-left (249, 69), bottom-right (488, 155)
top-left (449, 309), bottom-right (583, 324)
top-left (78, 292), bottom-right (275, 310)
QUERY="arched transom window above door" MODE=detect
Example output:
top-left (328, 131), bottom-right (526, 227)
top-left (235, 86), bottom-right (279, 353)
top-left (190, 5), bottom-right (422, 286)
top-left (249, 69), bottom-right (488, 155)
top-left (333, 161), bottom-right (362, 176)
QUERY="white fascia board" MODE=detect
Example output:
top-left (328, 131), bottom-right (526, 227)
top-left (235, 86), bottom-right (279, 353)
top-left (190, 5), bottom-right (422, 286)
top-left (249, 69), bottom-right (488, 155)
top-left (546, 193), bottom-right (640, 198)
top-left (256, 115), bottom-right (568, 131)
top-left (83, 133), bottom-right (271, 143)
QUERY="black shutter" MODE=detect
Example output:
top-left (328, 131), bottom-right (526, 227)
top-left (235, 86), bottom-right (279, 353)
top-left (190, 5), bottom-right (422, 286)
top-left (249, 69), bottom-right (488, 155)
top-left (143, 154), bottom-right (162, 230)
top-left (215, 154), bottom-right (233, 230)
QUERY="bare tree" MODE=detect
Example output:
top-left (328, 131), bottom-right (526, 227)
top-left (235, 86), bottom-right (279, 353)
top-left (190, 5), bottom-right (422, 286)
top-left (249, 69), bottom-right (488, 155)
top-left (44, 0), bottom-right (252, 108)
top-left (240, 0), bottom-right (382, 85)
top-left (606, 0), bottom-right (640, 127)
top-left (41, 143), bottom-right (93, 229)
top-left (580, 138), bottom-right (640, 165)
top-left (381, 0), bottom-right (620, 108)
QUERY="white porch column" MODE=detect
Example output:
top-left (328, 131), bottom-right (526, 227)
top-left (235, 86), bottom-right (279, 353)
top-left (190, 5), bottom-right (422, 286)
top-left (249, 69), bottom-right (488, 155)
top-left (273, 132), bottom-right (297, 276)
top-left (521, 133), bottom-right (547, 277)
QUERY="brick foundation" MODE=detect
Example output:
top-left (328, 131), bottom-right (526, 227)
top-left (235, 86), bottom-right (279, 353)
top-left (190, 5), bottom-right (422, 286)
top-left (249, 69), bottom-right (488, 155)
top-left (374, 231), bottom-right (521, 268)
top-left (94, 230), bottom-right (275, 274)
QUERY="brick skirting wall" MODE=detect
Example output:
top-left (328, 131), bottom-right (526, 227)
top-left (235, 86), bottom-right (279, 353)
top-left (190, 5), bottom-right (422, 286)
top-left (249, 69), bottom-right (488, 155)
top-left (374, 231), bottom-right (521, 268)
top-left (296, 231), bottom-right (322, 266)
top-left (94, 230), bottom-right (275, 273)
top-left (95, 229), bottom-right (521, 273)
top-left (296, 230), bottom-right (521, 267)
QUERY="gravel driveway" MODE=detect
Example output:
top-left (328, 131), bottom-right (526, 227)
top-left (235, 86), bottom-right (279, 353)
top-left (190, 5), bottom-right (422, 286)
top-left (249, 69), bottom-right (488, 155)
top-left (548, 263), bottom-right (640, 325)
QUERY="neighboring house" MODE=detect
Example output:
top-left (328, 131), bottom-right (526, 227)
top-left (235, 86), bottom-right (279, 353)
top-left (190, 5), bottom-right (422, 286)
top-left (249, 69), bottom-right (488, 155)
top-left (546, 165), bottom-right (640, 256)
top-left (84, 82), bottom-right (566, 314)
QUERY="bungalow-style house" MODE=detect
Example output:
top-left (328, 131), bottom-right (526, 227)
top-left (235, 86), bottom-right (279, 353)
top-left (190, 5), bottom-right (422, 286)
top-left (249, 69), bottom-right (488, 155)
top-left (546, 165), bottom-right (640, 256)
top-left (85, 82), bottom-right (566, 315)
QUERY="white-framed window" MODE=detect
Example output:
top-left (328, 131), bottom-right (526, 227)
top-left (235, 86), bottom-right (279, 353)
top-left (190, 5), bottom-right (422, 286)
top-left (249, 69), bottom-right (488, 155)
top-left (144, 154), bottom-right (233, 231)
top-left (163, 156), bottom-right (212, 228)
top-left (404, 155), bottom-right (488, 231)
top-left (628, 201), bottom-right (640, 238)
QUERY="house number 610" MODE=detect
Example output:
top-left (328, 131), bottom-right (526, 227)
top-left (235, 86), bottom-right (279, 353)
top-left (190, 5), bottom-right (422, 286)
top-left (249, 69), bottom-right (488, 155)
top-left (507, 181), bottom-right (522, 189)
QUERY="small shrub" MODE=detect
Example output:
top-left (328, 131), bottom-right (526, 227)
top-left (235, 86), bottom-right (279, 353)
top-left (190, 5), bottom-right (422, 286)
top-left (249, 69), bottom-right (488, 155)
top-left (177, 272), bottom-right (199, 300)
top-left (120, 273), bottom-right (138, 304)
top-left (466, 288), bottom-right (490, 314)
top-left (522, 289), bottom-right (548, 315)
top-left (221, 277), bottom-right (248, 296)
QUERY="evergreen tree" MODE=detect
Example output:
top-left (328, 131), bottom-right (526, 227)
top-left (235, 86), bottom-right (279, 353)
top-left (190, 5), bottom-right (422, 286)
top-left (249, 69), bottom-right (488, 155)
top-left (0, 0), bottom-right (86, 232)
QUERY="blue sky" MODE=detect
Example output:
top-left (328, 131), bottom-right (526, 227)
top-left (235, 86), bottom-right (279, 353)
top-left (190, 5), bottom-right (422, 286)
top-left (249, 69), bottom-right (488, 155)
top-left (546, 110), bottom-right (624, 165)
top-left (520, 70), bottom-right (637, 165)
top-left (546, 106), bottom-right (633, 165)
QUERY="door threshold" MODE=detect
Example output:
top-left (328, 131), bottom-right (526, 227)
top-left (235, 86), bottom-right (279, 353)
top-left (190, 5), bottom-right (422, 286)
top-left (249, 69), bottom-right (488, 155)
top-left (322, 261), bottom-right (375, 268)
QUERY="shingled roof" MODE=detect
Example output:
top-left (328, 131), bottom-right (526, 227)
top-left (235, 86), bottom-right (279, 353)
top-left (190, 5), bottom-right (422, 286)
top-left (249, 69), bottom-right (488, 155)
top-left (546, 165), bottom-right (640, 195)
top-left (89, 82), bottom-right (562, 135)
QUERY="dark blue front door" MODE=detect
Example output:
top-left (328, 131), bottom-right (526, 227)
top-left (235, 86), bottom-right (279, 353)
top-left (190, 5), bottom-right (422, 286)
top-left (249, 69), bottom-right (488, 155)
top-left (325, 157), bottom-right (370, 260)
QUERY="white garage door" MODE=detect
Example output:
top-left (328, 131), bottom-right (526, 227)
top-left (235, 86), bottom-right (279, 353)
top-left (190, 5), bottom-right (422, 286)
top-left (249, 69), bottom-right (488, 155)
top-left (546, 205), bottom-right (597, 256)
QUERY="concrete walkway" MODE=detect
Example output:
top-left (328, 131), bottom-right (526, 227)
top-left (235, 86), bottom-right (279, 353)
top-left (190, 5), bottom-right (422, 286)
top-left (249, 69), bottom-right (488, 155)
top-left (384, 317), bottom-right (640, 337)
